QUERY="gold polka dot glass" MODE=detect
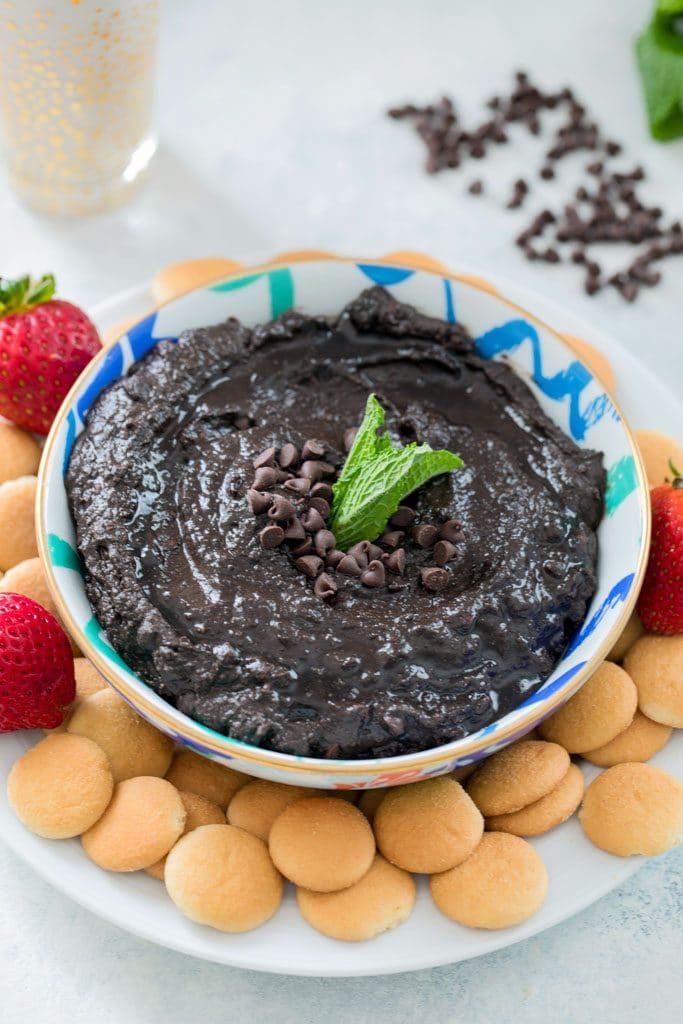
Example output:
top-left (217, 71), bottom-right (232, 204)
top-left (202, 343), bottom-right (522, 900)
top-left (0, 0), bottom-right (159, 216)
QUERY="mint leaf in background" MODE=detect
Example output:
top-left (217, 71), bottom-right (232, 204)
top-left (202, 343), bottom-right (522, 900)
top-left (636, 1), bottom-right (683, 141)
top-left (329, 394), bottom-right (463, 550)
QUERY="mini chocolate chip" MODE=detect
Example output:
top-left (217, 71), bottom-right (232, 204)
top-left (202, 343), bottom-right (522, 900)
top-left (309, 497), bottom-right (331, 518)
top-left (360, 560), bottom-right (386, 588)
top-left (247, 489), bottom-right (273, 515)
top-left (253, 466), bottom-right (278, 491)
top-left (384, 548), bottom-right (406, 575)
top-left (390, 505), bottom-right (416, 529)
top-left (586, 160), bottom-right (603, 175)
top-left (606, 140), bottom-right (621, 156)
top-left (343, 427), bottom-right (358, 451)
top-left (326, 549), bottom-right (345, 568)
top-left (278, 442), bottom-right (299, 469)
top-left (302, 508), bottom-right (326, 534)
top-left (301, 438), bottom-right (326, 461)
top-left (337, 554), bottom-right (362, 576)
top-left (439, 519), bottom-right (465, 543)
top-left (317, 461), bottom-right (336, 476)
top-left (314, 572), bottom-right (338, 602)
top-left (380, 530), bottom-right (405, 549)
top-left (284, 477), bottom-right (311, 496)
top-left (295, 555), bottom-right (323, 578)
top-left (268, 495), bottom-right (297, 522)
top-left (314, 529), bottom-right (337, 557)
top-left (291, 537), bottom-right (314, 557)
top-left (540, 165), bottom-right (555, 180)
top-left (468, 179), bottom-right (484, 195)
top-left (412, 524), bottom-right (439, 548)
top-left (310, 482), bottom-right (333, 502)
top-left (434, 540), bottom-right (457, 564)
top-left (421, 567), bottom-right (449, 592)
top-left (367, 543), bottom-right (384, 562)
top-left (348, 541), bottom-right (373, 569)
top-left (299, 460), bottom-right (327, 481)
top-left (283, 518), bottom-right (306, 542)
top-left (259, 525), bottom-right (285, 549)
top-left (253, 446), bottom-right (276, 470)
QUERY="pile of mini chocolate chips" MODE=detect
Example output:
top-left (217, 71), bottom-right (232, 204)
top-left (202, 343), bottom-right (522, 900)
top-left (246, 432), bottom-right (465, 602)
top-left (388, 71), bottom-right (682, 301)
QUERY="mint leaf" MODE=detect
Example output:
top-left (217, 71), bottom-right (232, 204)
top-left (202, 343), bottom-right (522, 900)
top-left (329, 395), bottom-right (463, 550)
top-left (636, 2), bottom-right (683, 141)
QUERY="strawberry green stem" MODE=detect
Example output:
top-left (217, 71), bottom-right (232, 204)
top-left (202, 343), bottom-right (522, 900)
top-left (0, 274), bottom-right (55, 317)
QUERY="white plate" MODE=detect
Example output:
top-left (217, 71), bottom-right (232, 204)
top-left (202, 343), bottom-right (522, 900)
top-left (1, 271), bottom-right (681, 976)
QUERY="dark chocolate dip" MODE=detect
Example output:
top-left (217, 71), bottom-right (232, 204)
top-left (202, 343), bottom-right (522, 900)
top-left (67, 288), bottom-right (605, 759)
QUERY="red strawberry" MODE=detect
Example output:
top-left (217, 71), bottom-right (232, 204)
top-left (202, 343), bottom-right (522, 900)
top-left (637, 461), bottom-right (683, 635)
top-left (0, 592), bottom-right (75, 731)
top-left (0, 274), bottom-right (100, 435)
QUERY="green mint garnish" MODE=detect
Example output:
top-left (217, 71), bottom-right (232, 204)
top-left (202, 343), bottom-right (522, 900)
top-left (328, 394), bottom-right (463, 550)
top-left (636, 1), bottom-right (683, 141)
top-left (0, 274), bottom-right (56, 316)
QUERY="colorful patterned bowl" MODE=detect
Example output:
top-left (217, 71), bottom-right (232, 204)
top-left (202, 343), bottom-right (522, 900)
top-left (37, 253), bottom-right (650, 790)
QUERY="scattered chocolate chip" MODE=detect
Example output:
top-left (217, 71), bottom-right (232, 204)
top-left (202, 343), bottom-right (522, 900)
top-left (412, 524), bottom-right (439, 548)
top-left (259, 525), bottom-right (285, 549)
top-left (326, 549), bottom-right (345, 568)
top-left (367, 543), bottom-right (384, 561)
top-left (586, 160), bottom-right (603, 175)
top-left (310, 482), bottom-right (333, 502)
top-left (434, 540), bottom-right (457, 564)
top-left (439, 519), bottom-right (465, 543)
top-left (247, 489), bottom-right (273, 515)
top-left (253, 466), bottom-right (278, 491)
top-left (421, 567), bottom-right (449, 592)
top-left (299, 460), bottom-right (326, 482)
top-left (301, 438), bottom-right (326, 461)
top-left (253, 446), bottom-right (276, 470)
top-left (384, 548), bottom-right (406, 575)
top-left (343, 427), bottom-right (358, 451)
top-left (278, 442), bottom-right (299, 469)
top-left (360, 560), bottom-right (386, 588)
top-left (337, 554), bottom-right (362, 576)
top-left (314, 529), bottom-right (337, 557)
top-left (309, 496), bottom-right (331, 518)
top-left (284, 477), bottom-right (311, 496)
top-left (302, 508), bottom-right (326, 534)
top-left (291, 537), bottom-right (314, 557)
top-left (268, 495), bottom-right (297, 522)
top-left (390, 505), bottom-right (416, 529)
top-left (295, 555), bottom-right (323, 578)
top-left (314, 572), bottom-right (337, 602)
top-left (540, 165), bottom-right (555, 180)
top-left (380, 530), bottom-right (405, 549)
top-left (283, 518), bottom-right (306, 542)
top-left (348, 541), bottom-right (372, 569)
top-left (468, 179), bottom-right (484, 195)
top-left (605, 140), bottom-right (621, 156)
top-left (507, 178), bottom-right (529, 209)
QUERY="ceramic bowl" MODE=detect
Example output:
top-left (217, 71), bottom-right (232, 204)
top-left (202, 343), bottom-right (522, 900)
top-left (37, 253), bottom-right (650, 789)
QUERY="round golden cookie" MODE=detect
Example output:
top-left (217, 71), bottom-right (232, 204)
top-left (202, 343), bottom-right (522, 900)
top-left (73, 657), bottom-right (108, 700)
top-left (165, 823), bottom-right (283, 932)
top-left (227, 780), bottom-right (309, 841)
top-left (606, 611), bottom-right (645, 664)
top-left (374, 776), bottom-right (483, 873)
top-left (358, 789), bottom-right (388, 823)
top-left (165, 748), bottom-right (248, 810)
top-left (152, 258), bottom-right (243, 304)
top-left (0, 422), bottom-right (41, 485)
top-left (624, 635), bottom-right (683, 728)
top-left (485, 763), bottom-right (585, 837)
top-left (68, 689), bottom-right (174, 783)
top-left (146, 790), bottom-right (224, 880)
top-left (0, 557), bottom-right (57, 618)
top-left (635, 430), bottom-right (683, 489)
top-left (297, 854), bottom-right (416, 942)
top-left (269, 796), bottom-right (375, 892)
top-left (537, 663), bottom-right (637, 753)
top-left (0, 476), bottom-right (38, 570)
top-left (7, 733), bottom-right (113, 839)
top-left (430, 832), bottom-right (548, 929)
top-left (579, 763), bottom-right (683, 857)
top-left (582, 710), bottom-right (672, 767)
top-left (82, 776), bottom-right (186, 871)
top-left (465, 741), bottom-right (570, 816)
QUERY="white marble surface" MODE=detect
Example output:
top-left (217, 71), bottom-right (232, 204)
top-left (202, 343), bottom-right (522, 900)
top-left (0, 0), bottom-right (681, 1020)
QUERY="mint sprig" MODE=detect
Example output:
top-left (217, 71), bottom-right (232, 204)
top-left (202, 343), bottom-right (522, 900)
top-left (329, 394), bottom-right (463, 550)
top-left (636, 1), bottom-right (683, 141)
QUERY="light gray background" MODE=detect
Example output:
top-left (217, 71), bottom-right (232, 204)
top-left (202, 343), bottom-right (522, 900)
top-left (0, 1), bottom-right (681, 1021)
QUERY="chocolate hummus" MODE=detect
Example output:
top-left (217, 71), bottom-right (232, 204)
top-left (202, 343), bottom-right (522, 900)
top-left (66, 288), bottom-right (605, 759)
